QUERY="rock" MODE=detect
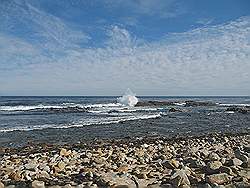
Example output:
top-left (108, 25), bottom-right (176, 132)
top-left (238, 169), bottom-right (250, 180)
top-left (219, 166), bottom-right (234, 175)
top-left (38, 170), bottom-right (50, 179)
top-left (25, 162), bottom-right (37, 170)
top-left (206, 173), bottom-right (230, 185)
top-left (169, 108), bottom-right (182, 112)
top-left (171, 168), bottom-right (191, 187)
top-left (233, 181), bottom-right (250, 188)
top-left (9, 171), bottom-right (22, 181)
top-left (235, 150), bottom-right (248, 163)
top-left (135, 100), bottom-right (175, 107)
top-left (99, 172), bottom-right (136, 187)
top-left (184, 101), bottom-right (216, 107)
top-left (60, 148), bottom-right (71, 157)
top-left (135, 148), bottom-right (144, 157)
top-left (163, 168), bottom-right (173, 176)
top-left (117, 165), bottom-right (129, 173)
top-left (187, 158), bottom-right (206, 168)
top-left (58, 161), bottom-right (66, 170)
top-left (230, 158), bottom-right (243, 166)
top-left (199, 183), bottom-right (212, 188)
top-left (5, 185), bottom-right (15, 188)
top-left (32, 180), bottom-right (45, 188)
top-left (207, 161), bottom-right (222, 174)
top-left (189, 174), bottom-right (204, 185)
top-left (208, 153), bottom-right (220, 161)
top-left (162, 159), bottom-right (180, 169)
top-left (159, 184), bottom-right (173, 188)
top-left (225, 107), bottom-right (249, 114)
top-left (0, 182), bottom-right (4, 188)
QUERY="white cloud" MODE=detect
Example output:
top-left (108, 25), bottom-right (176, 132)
top-left (0, 0), bottom-right (249, 96)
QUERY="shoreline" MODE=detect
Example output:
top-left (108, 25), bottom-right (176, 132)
top-left (0, 132), bottom-right (249, 187)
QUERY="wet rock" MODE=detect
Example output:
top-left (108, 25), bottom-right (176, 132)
top-left (206, 173), bottom-right (231, 185)
top-left (184, 101), bottom-right (216, 107)
top-left (225, 107), bottom-right (249, 114)
top-left (135, 101), bottom-right (174, 107)
top-left (32, 180), bottom-right (45, 188)
top-left (169, 108), bottom-right (183, 112)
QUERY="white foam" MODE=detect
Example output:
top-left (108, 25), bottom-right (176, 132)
top-left (219, 103), bottom-right (250, 107)
top-left (0, 113), bottom-right (162, 132)
top-left (117, 88), bottom-right (138, 107)
top-left (0, 105), bottom-right (65, 111)
top-left (84, 103), bottom-right (121, 108)
top-left (174, 102), bottom-right (186, 106)
top-left (225, 111), bottom-right (235, 114)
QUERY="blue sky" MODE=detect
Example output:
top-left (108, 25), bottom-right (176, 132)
top-left (0, 0), bottom-right (250, 95)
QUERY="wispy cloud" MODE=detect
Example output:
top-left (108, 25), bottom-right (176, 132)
top-left (104, 0), bottom-right (185, 19)
top-left (0, 1), bottom-right (249, 95)
top-left (0, 0), bottom-right (89, 54)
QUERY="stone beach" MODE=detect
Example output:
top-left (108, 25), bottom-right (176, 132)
top-left (0, 133), bottom-right (249, 188)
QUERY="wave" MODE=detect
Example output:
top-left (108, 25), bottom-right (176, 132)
top-left (0, 103), bottom-right (122, 112)
top-left (219, 103), bottom-right (250, 107)
top-left (0, 113), bottom-right (162, 132)
top-left (84, 103), bottom-right (121, 108)
top-left (0, 105), bottom-right (65, 111)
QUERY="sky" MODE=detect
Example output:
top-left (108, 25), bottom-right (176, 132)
top-left (0, 0), bottom-right (250, 96)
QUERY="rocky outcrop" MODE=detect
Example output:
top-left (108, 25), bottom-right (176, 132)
top-left (226, 106), bottom-right (250, 114)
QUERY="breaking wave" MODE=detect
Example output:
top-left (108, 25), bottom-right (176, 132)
top-left (0, 113), bottom-right (162, 132)
top-left (117, 88), bottom-right (138, 107)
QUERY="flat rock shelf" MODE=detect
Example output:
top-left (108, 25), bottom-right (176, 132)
top-left (0, 133), bottom-right (249, 188)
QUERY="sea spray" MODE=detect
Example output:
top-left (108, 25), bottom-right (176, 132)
top-left (117, 88), bottom-right (138, 107)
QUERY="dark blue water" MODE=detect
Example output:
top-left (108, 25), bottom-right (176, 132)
top-left (0, 96), bottom-right (249, 147)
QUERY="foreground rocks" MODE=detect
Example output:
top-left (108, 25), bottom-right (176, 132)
top-left (0, 133), bottom-right (249, 188)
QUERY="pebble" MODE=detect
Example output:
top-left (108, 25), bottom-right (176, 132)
top-left (0, 134), bottom-right (249, 188)
top-left (0, 182), bottom-right (4, 188)
top-left (206, 173), bottom-right (230, 185)
top-left (32, 180), bottom-right (45, 188)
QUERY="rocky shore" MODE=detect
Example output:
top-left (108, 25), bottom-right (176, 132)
top-left (0, 133), bottom-right (249, 188)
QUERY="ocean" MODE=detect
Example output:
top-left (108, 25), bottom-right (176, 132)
top-left (0, 96), bottom-right (249, 147)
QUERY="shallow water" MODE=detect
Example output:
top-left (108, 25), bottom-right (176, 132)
top-left (0, 96), bottom-right (249, 147)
